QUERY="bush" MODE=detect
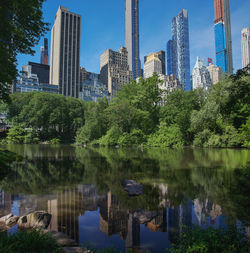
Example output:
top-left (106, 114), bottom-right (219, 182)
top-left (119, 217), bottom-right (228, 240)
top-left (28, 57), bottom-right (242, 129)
top-left (117, 129), bottom-right (146, 146)
top-left (167, 226), bottom-right (249, 253)
top-left (239, 116), bottom-right (250, 148)
top-left (49, 138), bottom-right (61, 145)
top-left (98, 126), bottom-right (121, 146)
top-left (147, 123), bottom-right (184, 148)
top-left (193, 129), bottom-right (212, 147)
top-left (207, 134), bottom-right (222, 147)
top-left (0, 230), bottom-right (62, 253)
top-left (221, 126), bottom-right (241, 147)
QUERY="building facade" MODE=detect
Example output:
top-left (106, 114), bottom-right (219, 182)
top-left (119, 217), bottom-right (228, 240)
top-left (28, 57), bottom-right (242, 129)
top-left (158, 74), bottom-right (182, 105)
top-left (125, 0), bottom-right (141, 79)
top-left (167, 9), bottom-right (191, 91)
top-left (40, 38), bottom-right (49, 65)
top-left (50, 6), bottom-right (81, 98)
top-left (13, 64), bottom-right (58, 94)
top-left (28, 61), bottom-right (50, 84)
top-left (207, 63), bottom-right (222, 85)
top-left (144, 53), bottom-right (163, 78)
top-left (241, 28), bottom-right (250, 68)
top-left (79, 72), bottom-right (109, 102)
top-left (214, 0), bottom-right (233, 73)
top-left (145, 51), bottom-right (165, 75)
top-left (100, 47), bottom-right (132, 97)
top-left (192, 57), bottom-right (212, 90)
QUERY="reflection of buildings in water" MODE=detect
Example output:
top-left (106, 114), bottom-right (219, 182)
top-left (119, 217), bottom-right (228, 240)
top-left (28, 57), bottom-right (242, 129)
top-left (168, 200), bottom-right (192, 244)
top-left (48, 184), bottom-right (104, 243)
top-left (146, 209), bottom-right (167, 232)
top-left (0, 190), bottom-right (12, 216)
top-left (194, 199), bottom-right (222, 226)
top-left (246, 227), bottom-right (250, 239)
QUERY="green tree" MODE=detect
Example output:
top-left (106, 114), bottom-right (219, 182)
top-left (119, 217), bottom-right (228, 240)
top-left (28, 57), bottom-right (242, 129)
top-left (0, 0), bottom-right (49, 101)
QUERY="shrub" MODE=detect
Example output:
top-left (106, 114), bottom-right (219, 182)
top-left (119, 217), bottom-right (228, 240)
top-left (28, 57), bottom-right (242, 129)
top-left (193, 129), bottom-right (211, 147)
top-left (167, 226), bottom-right (249, 253)
top-left (98, 126), bottom-right (121, 146)
top-left (147, 123), bottom-right (184, 148)
top-left (207, 134), bottom-right (222, 147)
top-left (49, 138), bottom-right (61, 145)
top-left (0, 230), bottom-right (62, 253)
top-left (221, 126), bottom-right (241, 147)
top-left (118, 129), bottom-right (146, 146)
top-left (239, 116), bottom-right (250, 148)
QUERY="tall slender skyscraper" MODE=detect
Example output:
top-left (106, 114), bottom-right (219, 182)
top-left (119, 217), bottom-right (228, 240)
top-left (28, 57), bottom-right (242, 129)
top-left (50, 6), bottom-right (81, 98)
top-left (214, 0), bottom-right (233, 73)
top-left (40, 38), bottom-right (48, 65)
top-left (167, 9), bottom-right (191, 91)
top-left (241, 28), bottom-right (250, 69)
top-left (125, 0), bottom-right (141, 79)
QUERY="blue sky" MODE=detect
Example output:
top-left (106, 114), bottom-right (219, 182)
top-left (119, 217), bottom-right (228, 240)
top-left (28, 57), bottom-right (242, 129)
top-left (17, 0), bottom-right (250, 74)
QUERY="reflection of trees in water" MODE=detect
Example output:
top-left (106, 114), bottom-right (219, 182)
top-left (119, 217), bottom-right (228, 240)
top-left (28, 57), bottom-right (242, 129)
top-left (0, 146), bottom-right (249, 226)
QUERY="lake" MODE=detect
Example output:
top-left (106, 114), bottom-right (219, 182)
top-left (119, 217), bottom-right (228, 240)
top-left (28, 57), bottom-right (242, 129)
top-left (0, 145), bottom-right (250, 252)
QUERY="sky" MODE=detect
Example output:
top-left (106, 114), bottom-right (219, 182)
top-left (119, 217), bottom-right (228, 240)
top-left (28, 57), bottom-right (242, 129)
top-left (17, 0), bottom-right (250, 74)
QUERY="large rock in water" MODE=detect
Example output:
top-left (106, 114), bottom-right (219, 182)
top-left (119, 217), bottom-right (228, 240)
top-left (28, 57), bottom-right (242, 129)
top-left (0, 213), bottom-right (19, 227)
top-left (18, 211), bottom-right (51, 229)
top-left (122, 180), bottom-right (143, 196)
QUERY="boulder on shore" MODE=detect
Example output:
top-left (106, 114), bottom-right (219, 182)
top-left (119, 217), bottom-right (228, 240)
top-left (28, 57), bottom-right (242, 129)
top-left (18, 211), bottom-right (51, 229)
top-left (122, 180), bottom-right (143, 196)
top-left (0, 213), bottom-right (19, 228)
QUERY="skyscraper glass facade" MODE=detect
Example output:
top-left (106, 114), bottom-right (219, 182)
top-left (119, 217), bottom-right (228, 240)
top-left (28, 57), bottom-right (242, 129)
top-left (214, 0), bottom-right (233, 73)
top-left (125, 0), bottom-right (141, 79)
top-left (167, 9), bottom-right (191, 91)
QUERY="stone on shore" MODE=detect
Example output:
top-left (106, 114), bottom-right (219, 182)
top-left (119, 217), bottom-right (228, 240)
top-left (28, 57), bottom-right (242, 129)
top-left (18, 211), bottom-right (51, 229)
top-left (0, 213), bottom-right (19, 227)
top-left (122, 180), bottom-right (143, 196)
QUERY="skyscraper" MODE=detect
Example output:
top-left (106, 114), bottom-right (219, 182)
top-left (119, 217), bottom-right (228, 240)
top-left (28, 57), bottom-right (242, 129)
top-left (192, 57), bottom-right (212, 90)
top-left (50, 6), bottom-right (81, 98)
top-left (241, 28), bottom-right (250, 68)
top-left (40, 38), bottom-right (48, 65)
top-left (167, 9), bottom-right (191, 91)
top-left (145, 51), bottom-right (166, 75)
top-left (144, 53), bottom-right (163, 78)
top-left (214, 0), bottom-right (233, 73)
top-left (100, 47), bottom-right (132, 96)
top-left (125, 0), bottom-right (141, 79)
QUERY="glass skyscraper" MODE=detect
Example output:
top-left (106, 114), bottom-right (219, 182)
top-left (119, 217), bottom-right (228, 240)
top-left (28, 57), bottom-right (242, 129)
top-left (125, 0), bottom-right (141, 79)
top-left (167, 9), bottom-right (191, 91)
top-left (214, 0), bottom-right (233, 73)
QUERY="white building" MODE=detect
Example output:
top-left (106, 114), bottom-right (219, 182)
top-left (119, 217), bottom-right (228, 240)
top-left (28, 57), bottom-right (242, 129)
top-left (241, 28), bottom-right (250, 69)
top-left (192, 57), bottom-right (212, 90)
top-left (50, 6), bottom-right (81, 98)
top-left (143, 53), bottom-right (163, 78)
top-left (207, 63), bottom-right (222, 85)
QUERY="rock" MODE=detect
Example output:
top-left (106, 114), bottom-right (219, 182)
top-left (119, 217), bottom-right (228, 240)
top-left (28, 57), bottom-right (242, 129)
top-left (122, 180), bottom-right (143, 196)
top-left (18, 211), bottom-right (51, 229)
top-left (133, 209), bottom-right (157, 224)
top-left (63, 247), bottom-right (88, 252)
top-left (0, 213), bottom-right (19, 227)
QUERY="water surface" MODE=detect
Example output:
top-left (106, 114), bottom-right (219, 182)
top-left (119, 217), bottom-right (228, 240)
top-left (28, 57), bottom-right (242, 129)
top-left (0, 145), bottom-right (249, 252)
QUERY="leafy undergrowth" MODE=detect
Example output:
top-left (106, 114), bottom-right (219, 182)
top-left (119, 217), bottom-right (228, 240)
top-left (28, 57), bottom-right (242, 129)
top-left (0, 230), bottom-right (62, 253)
top-left (167, 226), bottom-right (250, 253)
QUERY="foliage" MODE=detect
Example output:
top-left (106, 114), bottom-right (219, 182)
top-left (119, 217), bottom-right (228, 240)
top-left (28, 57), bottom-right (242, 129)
top-left (167, 226), bottom-right (250, 253)
top-left (3, 92), bottom-right (85, 143)
top-left (0, 230), bottom-right (62, 253)
top-left (147, 123), bottom-right (184, 148)
top-left (6, 124), bottom-right (39, 144)
top-left (239, 116), bottom-right (250, 148)
top-left (0, 0), bottom-right (49, 102)
top-left (193, 129), bottom-right (212, 147)
top-left (118, 129), bottom-right (146, 146)
top-left (75, 98), bottom-right (108, 144)
top-left (49, 138), bottom-right (61, 145)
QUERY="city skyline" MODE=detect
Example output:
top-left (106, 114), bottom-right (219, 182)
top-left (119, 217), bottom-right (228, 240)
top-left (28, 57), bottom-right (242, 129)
top-left (17, 0), bottom-right (250, 74)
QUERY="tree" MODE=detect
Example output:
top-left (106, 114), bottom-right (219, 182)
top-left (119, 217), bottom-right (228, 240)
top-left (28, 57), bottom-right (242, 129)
top-left (0, 0), bottom-right (49, 101)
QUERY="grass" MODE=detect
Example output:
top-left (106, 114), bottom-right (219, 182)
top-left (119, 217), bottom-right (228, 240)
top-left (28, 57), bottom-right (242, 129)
top-left (0, 230), bottom-right (62, 253)
top-left (167, 225), bottom-right (250, 253)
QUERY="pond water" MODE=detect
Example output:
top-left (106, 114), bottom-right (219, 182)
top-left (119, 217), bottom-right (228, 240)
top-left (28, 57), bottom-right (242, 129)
top-left (0, 145), bottom-right (250, 252)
